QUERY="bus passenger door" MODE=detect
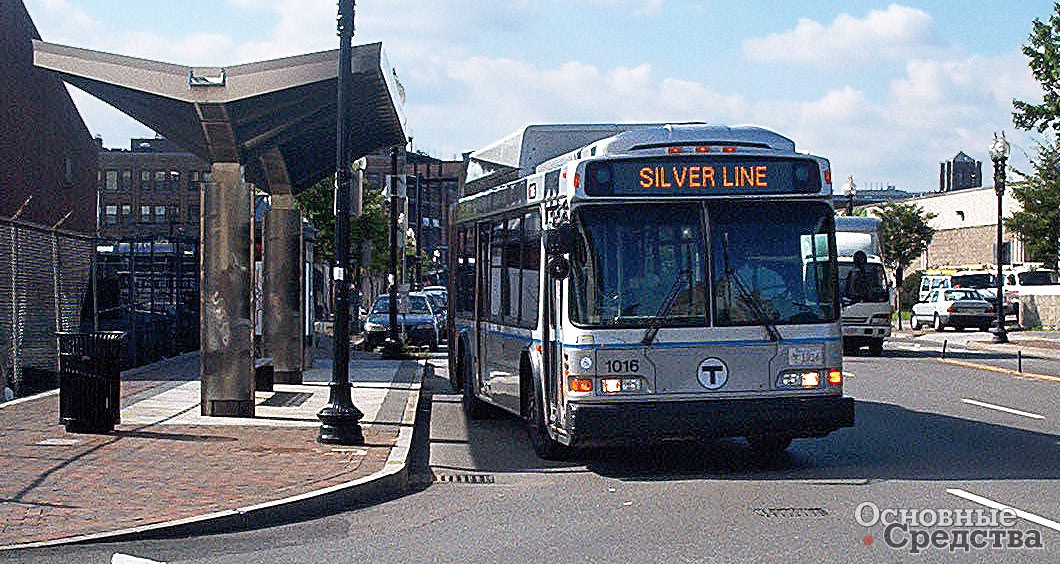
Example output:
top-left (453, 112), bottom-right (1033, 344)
top-left (544, 259), bottom-right (564, 428)
top-left (474, 222), bottom-right (490, 401)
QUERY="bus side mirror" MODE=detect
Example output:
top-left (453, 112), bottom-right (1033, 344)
top-left (548, 256), bottom-right (571, 280)
top-left (544, 222), bottom-right (574, 256)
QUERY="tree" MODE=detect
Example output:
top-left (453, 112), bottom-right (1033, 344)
top-left (294, 174), bottom-right (392, 273)
top-left (1013, 3), bottom-right (1060, 133)
top-left (1005, 140), bottom-right (1060, 271)
top-left (1008, 6), bottom-right (1060, 272)
top-left (872, 202), bottom-right (936, 327)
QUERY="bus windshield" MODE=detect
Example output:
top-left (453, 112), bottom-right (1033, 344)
top-left (571, 203), bottom-right (707, 327)
top-left (569, 201), bottom-right (836, 327)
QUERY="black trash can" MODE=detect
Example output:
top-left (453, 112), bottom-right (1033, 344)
top-left (57, 331), bottom-right (127, 433)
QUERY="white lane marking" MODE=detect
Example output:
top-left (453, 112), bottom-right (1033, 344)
top-left (112, 554), bottom-right (167, 564)
top-left (946, 489), bottom-right (1060, 533)
top-left (960, 398), bottom-right (1045, 420)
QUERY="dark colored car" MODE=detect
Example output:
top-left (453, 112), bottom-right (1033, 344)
top-left (421, 287), bottom-right (448, 340)
top-left (363, 293), bottom-right (440, 351)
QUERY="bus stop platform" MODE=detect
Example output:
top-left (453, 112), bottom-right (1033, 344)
top-left (0, 350), bottom-right (425, 550)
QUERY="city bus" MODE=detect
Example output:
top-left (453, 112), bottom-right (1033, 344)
top-left (448, 124), bottom-right (854, 459)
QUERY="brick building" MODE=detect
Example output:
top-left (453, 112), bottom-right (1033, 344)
top-left (1, 0), bottom-right (99, 396)
top-left (0, 0), bottom-right (97, 232)
top-left (97, 137), bottom-right (211, 240)
top-left (894, 187), bottom-right (1026, 271)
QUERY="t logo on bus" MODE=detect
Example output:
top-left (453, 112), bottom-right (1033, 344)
top-left (697, 358), bottom-right (729, 390)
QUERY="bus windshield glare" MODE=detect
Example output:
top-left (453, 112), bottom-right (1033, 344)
top-left (570, 202), bottom-right (836, 327)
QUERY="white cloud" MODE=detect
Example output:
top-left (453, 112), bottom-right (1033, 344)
top-left (443, 57), bottom-right (746, 148)
top-left (743, 4), bottom-right (945, 66)
top-left (22, 0), bottom-right (1042, 190)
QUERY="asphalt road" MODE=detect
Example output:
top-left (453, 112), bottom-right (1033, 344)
top-left (6, 343), bottom-right (1060, 563)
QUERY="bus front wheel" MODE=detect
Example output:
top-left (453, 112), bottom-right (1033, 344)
top-left (462, 356), bottom-right (489, 420)
top-left (527, 383), bottom-right (569, 461)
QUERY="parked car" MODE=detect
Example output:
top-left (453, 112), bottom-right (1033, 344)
top-left (911, 288), bottom-right (995, 331)
top-left (421, 286), bottom-right (448, 339)
top-left (363, 293), bottom-right (440, 351)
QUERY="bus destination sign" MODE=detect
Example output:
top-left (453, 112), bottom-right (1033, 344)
top-left (585, 157), bottom-right (822, 196)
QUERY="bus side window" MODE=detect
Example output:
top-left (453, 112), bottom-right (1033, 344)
top-left (478, 223), bottom-right (491, 319)
top-left (490, 219), bottom-right (507, 321)
top-left (505, 215), bottom-right (523, 324)
top-left (521, 210), bottom-right (541, 328)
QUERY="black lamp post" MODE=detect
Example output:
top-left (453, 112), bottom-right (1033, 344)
top-left (381, 146), bottom-right (404, 358)
top-left (845, 176), bottom-right (857, 215)
top-left (318, 0), bottom-right (364, 445)
top-left (989, 132), bottom-right (1010, 344)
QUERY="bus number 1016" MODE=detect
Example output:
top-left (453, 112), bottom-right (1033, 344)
top-left (606, 359), bottom-right (640, 373)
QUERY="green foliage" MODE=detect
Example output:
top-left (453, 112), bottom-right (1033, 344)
top-left (1005, 140), bottom-right (1060, 271)
top-left (294, 174), bottom-right (393, 273)
top-left (872, 202), bottom-right (936, 274)
top-left (294, 178), bottom-right (336, 262)
top-left (1013, 4), bottom-right (1060, 132)
top-left (901, 270), bottom-right (924, 310)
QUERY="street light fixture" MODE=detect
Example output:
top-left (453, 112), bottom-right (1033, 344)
top-left (318, 0), bottom-right (364, 445)
top-left (844, 176), bottom-right (857, 215)
top-left (989, 131), bottom-right (1010, 344)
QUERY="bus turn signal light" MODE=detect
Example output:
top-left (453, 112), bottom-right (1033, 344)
top-left (828, 370), bottom-right (843, 386)
top-left (569, 378), bottom-right (593, 393)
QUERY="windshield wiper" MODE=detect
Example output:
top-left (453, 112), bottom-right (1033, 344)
top-left (725, 268), bottom-right (782, 342)
top-left (641, 268), bottom-right (691, 346)
top-left (721, 232), bottom-right (782, 342)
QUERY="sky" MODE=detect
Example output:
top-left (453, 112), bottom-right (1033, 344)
top-left (23, 0), bottom-right (1057, 193)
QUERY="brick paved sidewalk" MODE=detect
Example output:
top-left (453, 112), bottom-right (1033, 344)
top-left (0, 351), bottom-right (423, 548)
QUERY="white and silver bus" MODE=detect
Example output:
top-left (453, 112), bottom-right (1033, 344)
top-left (448, 124), bottom-right (854, 459)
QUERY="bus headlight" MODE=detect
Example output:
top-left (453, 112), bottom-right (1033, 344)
top-left (600, 377), bottom-right (643, 394)
top-left (777, 370), bottom-right (828, 389)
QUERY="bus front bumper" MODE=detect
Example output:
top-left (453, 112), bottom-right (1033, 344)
top-left (566, 395), bottom-right (854, 448)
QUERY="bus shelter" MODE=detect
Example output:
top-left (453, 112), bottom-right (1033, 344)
top-left (34, 41), bottom-right (406, 417)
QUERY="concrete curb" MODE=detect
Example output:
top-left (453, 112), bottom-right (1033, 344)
top-left (0, 360), bottom-right (426, 551)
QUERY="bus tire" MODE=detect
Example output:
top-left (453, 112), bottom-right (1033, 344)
top-left (868, 339), bottom-right (883, 357)
top-left (450, 339), bottom-right (466, 392)
top-left (527, 380), bottom-right (569, 461)
top-left (462, 354), bottom-right (489, 420)
top-left (747, 434), bottom-right (792, 454)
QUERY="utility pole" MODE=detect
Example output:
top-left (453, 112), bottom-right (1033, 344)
top-left (317, 0), bottom-right (364, 445)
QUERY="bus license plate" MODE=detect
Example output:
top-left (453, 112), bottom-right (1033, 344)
top-left (789, 346), bottom-right (822, 366)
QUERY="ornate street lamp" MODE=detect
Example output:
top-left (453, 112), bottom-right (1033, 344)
top-left (989, 132), bottom-right (1010, 344)
top-left (318, 0), bottom-right (364, 444)
top-left (844, 176), bottom-right (857, 215)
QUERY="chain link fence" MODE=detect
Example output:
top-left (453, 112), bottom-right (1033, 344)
top-left (1, 217), bottom-right (93, 397)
